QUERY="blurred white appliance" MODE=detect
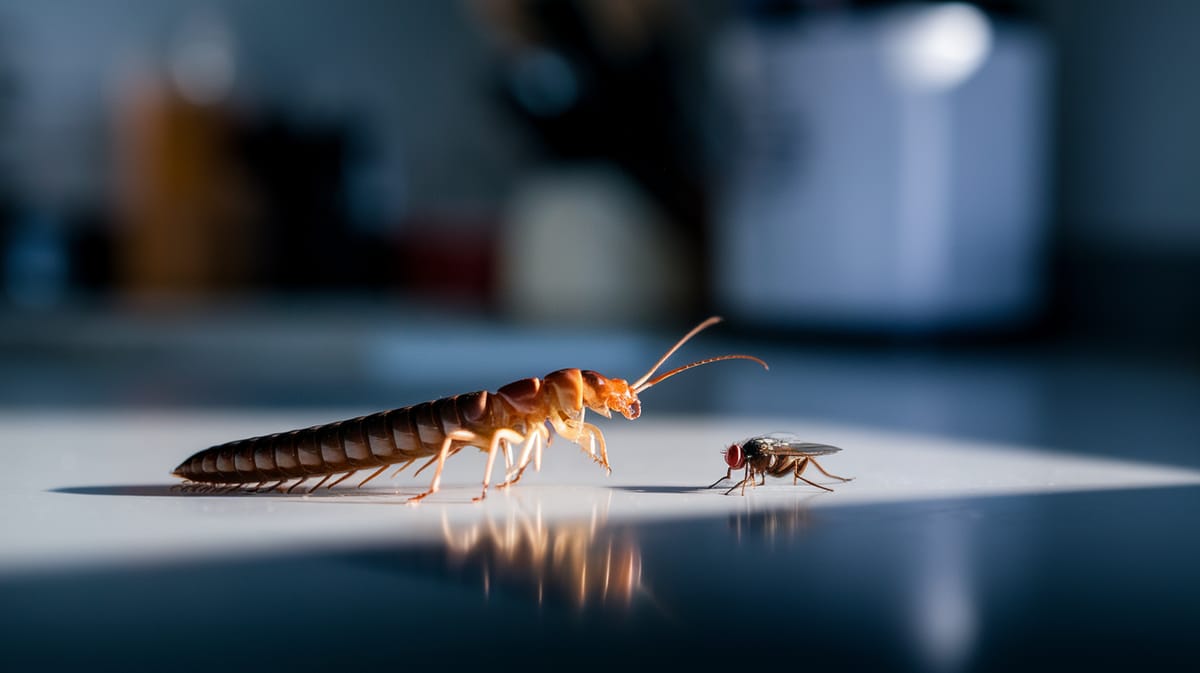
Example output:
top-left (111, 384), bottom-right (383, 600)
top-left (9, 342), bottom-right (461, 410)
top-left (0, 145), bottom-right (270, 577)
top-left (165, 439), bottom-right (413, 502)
top-left (714, 4), bottom-right (1050, 331)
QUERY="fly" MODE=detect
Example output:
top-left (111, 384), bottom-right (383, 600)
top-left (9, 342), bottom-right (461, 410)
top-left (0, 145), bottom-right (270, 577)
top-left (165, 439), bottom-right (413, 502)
top-left (708, 433), bottom-right (852, 495)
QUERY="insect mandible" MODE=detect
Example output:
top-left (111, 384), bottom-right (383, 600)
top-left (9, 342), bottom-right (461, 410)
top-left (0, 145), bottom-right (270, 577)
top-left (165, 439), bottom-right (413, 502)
top-left (173, 316), bottom-right (767, 502)
top-left (708, 433), bottom-right (852, 495)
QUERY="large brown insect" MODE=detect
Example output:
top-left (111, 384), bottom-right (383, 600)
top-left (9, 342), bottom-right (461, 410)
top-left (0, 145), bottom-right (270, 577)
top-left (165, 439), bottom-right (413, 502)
top-left (708, 433), bottom-right (852, 495)
top-left (173, 316), bottom-right (766, 502)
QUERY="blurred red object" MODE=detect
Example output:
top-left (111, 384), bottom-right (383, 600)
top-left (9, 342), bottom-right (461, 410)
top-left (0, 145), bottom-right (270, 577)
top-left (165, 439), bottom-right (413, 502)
top-left (394, 213), bottom-right (497, 306)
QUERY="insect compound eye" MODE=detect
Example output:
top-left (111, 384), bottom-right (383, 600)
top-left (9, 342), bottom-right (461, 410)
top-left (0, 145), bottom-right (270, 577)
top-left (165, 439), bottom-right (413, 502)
top-left (724, 444), bottom-right (745, 469)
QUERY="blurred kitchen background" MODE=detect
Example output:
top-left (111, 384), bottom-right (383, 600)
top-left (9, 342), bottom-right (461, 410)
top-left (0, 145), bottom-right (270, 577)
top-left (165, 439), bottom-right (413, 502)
top-left (0, 0), bottom-right (1196, 462)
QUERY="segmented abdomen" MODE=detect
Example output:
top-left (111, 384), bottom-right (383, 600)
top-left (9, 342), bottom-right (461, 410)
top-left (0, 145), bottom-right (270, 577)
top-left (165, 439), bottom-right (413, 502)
top-left (173, 390), bottom-right (497, 484)
top-left (763, 456), bottom-right (801, 478)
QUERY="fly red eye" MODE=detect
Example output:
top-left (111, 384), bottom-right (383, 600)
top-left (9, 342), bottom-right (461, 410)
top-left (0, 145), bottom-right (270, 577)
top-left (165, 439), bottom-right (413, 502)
top-left (725, 444), bottom-right (745, 469)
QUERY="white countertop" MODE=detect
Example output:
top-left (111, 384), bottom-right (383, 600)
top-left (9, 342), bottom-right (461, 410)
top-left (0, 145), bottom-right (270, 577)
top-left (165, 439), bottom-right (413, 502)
top-left (4, 410), bottom-right (1199, 574)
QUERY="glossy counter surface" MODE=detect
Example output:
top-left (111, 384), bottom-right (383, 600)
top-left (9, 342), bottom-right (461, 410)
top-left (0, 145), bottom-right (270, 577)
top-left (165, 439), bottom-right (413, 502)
top-left (3, 411), bottom-right (1199, 671)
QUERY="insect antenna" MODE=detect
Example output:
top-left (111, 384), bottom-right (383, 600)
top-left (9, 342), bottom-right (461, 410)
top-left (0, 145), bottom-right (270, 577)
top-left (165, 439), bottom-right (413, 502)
top-left (633, 354), bottom-right (767, 393)
top-left (631, 317), bottom-right (723, 390)
top-left (630, 317), bottom-right (767, 394)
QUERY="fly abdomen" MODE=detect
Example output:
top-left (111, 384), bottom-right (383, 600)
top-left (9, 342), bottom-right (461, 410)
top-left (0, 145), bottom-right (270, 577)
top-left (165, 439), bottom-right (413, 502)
top-left (765, 455), bottom-right (799, 478)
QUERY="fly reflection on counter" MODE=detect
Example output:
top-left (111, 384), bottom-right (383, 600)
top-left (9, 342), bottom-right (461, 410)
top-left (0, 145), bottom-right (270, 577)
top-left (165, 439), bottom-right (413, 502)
top-left (728, 497), bottom-right (823, 544)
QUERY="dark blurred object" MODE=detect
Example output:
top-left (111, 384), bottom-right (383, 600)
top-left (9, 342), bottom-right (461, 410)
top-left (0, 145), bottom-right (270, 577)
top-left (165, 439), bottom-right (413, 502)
top-left (238, 118), bottom-right (374, 291)
top-left (1053, 247), bottom-right (1200, 353)
top-left (112, 87), bottom-right (391, 295)
top-left (473, 0), bottom-right (707, 235)
top-left (67, 214), bottom-right (117, 293)
top-left (1036, 0), bottom-right (1200, 353)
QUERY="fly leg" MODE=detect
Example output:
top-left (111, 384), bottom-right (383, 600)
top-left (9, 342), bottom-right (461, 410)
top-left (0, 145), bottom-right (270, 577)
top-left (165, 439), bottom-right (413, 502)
top-left (408, 430), bottom-right (478, 504)
top-left (792, 457), bottom-right (807, 486)
top-left (723, 476), bottom-right (750, 495)
top-left (725, 467), bottom-right (754, 495)
top-left (809, 458), bottom-right (853, 483)
top-left (474, 428), bottom-right (526, 502)
top-left (793, 457), bottom-right (834, 492)
top-left (708, 468), bottom-right (733, 489)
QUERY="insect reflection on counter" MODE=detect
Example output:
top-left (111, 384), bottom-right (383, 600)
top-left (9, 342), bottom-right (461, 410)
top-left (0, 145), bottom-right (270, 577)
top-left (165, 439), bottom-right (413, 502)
top-left (440, 508), bottom-right (644, 608)
top-left (709, 434), bottom-right (852, 496)
top-left (172, 317), bottom-right (767, 503)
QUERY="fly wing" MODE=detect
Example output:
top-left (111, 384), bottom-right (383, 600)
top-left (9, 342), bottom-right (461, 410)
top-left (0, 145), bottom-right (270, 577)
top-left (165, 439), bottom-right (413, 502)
top-left (744, 435), bottom-right (842, 457)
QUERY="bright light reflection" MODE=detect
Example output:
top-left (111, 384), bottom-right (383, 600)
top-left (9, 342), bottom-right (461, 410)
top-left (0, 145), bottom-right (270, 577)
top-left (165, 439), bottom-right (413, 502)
top-left (921, 568), bottom-right (977, 669)
top-left (886, 3), bottom-right (993, 91)
top-left (913, 517), bottom-right (978, 672)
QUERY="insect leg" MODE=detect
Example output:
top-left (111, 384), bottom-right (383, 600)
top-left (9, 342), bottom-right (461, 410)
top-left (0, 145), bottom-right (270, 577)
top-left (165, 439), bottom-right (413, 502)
top-left (708, 468), bottom-right (732, 489)
top-left (499, 429), bottom-right (542, 489)
top-left (580, 422), bottom-right (611, 473)
top-left (534, 424), bottom-right (547, 471)
top-left (286, 477), bottom-right (310, 494)
top-left (412, 454), bottom-right (440, 477)
top-left (390, 458), bottom-right (416, 478)
top-left (474, 428), bottom-right (526, 502)
top-left (809, 458), bottom-right (853, 482)
top-left (725, 467), bottom-right (753, 495)
top-left (357, 464), bottom-right (390, 488)
top-left (259, 480), bottom-right (285, 493)
top-left (326, 470), bottom-right (359, 489)
top-left (792, 457), bottom-right (808, 485)
top-left (408, 430), bottom-right (477, 504)
top-left (793, 459), bottom-right (833, 492)
top-left (503, 440), bottom-right (515, 473)
top-left (414, 445), bottom-right (469, 477)
top-left (724, 475), bottom-right (750, 496)
top-left (549, 410), bottom-right (605, 471)
top-left (521, 425), bottom-right (550, 477)
top-left (796, 475), bottom-right (833, 492)
top-left (307, 473), bottom-right (334, 493)
top-left (502, 434), bottom-right (528, 481)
